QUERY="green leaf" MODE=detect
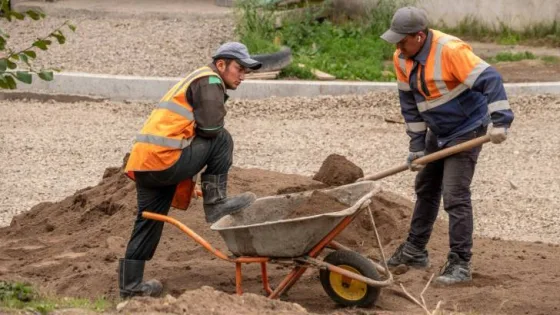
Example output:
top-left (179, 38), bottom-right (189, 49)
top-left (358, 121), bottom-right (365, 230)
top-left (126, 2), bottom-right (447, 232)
top-left (1, 0), bottom-right (10, 12)
top-left (5, 75), bottom-right (17, 89)
top-left (26, 10), bottom-right (42, 20)
top-left (6, 60), bottom-right (16, 69)
top-left (68, 23), bottom-right (76, 32)
top-left (0, 59), bottom-right (6, 72)
top-left (51, 32), bottom-right (66, 44)
top-left (32, 40), bottom-right (48, 50)
top-left (15, 71), bottom-right (32, 84)
top-left (0, 76), bottom-right (9, 89)
top-left (19, 54), bottom-right (29, 65)
top-left (0, 37), bottom-right (5, 51)
top-left (38, 70), bottom-right (54, 81)
top-left (10, 54), bottom-right (19, 61)
top-left (10, 11), bottom-right (25, 20)
top-left (23, 50), bottom-right (37, 58)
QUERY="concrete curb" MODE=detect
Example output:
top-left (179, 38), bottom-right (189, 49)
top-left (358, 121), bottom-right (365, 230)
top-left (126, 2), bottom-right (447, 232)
top-left (16, 72), bottom-right (560, 102)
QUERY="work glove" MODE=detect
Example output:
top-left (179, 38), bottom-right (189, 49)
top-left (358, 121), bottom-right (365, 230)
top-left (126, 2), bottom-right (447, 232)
top-left (488, 126), bottom-right (508, 144)
top-left (406, 151), bottom-right (426, 172)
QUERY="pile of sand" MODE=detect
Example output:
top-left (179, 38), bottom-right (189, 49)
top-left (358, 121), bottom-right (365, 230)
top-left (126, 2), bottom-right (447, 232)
top-left (120, 286), bottom-right (311, 315)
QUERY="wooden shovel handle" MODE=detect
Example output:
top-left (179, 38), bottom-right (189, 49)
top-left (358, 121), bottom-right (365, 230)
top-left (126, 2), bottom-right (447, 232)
top-left (360, 135), bottom-right (491, 181)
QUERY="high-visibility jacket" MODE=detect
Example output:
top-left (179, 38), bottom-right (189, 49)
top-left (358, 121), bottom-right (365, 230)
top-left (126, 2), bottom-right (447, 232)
top-left (394, 29), bottom-right (514, 151)
top-left (125, 66), bottom-right (223, 209)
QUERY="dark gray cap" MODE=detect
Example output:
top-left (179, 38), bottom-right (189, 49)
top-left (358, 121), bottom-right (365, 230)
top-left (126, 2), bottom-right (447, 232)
top-left (381, 6), bottom-right (428, 44)
top-left (212, 42), bottom-right (262, 70)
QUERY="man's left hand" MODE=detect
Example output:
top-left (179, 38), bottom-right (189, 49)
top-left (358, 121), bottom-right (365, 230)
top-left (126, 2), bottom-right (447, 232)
top-left (488, 127), bottom-right (508, 144)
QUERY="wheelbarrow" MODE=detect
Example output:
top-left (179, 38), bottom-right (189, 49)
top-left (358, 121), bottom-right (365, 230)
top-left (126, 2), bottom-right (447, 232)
top-left (142, 180), bottom-right (393, 308)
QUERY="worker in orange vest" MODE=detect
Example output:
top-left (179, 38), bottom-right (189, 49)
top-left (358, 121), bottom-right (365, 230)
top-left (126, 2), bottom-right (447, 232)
top-left (119, 42), bottom-right (262, 298)
top-left (380, 7), bottom-right (514, 285)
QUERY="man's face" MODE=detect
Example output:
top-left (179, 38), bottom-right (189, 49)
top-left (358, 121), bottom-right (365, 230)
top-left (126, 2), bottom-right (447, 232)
top-left (216, 60), bottom-right (247, 90)
top-left (397, 33), bottom-right (424, 59)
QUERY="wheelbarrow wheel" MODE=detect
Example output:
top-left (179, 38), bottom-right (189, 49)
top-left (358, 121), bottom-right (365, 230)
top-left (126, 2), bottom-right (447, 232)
top-left (319, 250), bottom-right (381, 308)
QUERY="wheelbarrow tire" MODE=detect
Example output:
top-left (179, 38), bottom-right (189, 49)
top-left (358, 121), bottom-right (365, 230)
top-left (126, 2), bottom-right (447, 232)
top-left (319, 250), bottom-right (381, 308)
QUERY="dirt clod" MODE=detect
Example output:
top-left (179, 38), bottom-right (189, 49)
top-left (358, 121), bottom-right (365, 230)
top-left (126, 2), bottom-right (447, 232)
top-left (313, 154), bottom-right (364, 186)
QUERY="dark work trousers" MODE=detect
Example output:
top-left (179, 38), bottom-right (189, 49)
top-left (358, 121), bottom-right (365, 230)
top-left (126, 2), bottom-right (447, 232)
top-left (406, 125), bottom-right (486, 262)
top-left (124, 129), bottom-right (233, 261)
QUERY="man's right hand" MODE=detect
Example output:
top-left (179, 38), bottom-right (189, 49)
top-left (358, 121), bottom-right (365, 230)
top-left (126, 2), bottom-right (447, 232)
top-left (488, 126), bottom-right (508, 144)
top-left (407, 151), bottom-right (426, 171)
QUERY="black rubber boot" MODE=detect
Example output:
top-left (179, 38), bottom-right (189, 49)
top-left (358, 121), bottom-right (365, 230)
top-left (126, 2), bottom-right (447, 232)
top-left (118, 259), bottom-right (163, 298)
top-left (386, 242), bottom-right (430, 268)
top-left (435, 252), bottom-right (472, 285)
top-left (201, 174), bottom-right (256, 223)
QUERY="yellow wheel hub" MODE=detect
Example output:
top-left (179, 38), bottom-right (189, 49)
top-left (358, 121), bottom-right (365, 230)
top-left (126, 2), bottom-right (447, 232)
top-left (329, 265), bottom-right (367, 301)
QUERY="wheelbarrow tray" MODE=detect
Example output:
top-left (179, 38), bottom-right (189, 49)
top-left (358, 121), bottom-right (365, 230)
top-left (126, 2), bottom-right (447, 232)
top-left (210, 181), bottom-right (380, 258)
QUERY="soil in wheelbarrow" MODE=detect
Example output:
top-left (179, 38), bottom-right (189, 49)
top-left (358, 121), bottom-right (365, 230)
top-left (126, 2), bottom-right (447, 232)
top-left (284, 190), bottom-right (349, 220)
top-left (0, 160), bottom-right (559, 315)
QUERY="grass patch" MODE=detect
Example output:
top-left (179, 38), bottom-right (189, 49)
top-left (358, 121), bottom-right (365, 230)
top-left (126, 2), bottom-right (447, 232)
top-left (439, 16), bottom-right (560, 46)
top-left (487, 51), bottom-right (536, 63)
top-left (235, 0), bottom-right (413, 81)
top-left (541, 55), bottom-right (560, 64)
top-left (0, 281), bottom-right (112, 314)
top-left (485, 51), bottom-right (560, 65)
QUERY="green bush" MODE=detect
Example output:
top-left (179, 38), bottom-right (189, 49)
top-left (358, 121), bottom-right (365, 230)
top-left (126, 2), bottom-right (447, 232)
top-left (234, 0), bottom-right (412, 81)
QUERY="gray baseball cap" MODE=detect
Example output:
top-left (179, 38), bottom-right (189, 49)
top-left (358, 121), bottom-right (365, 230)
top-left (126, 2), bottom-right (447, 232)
top-left (381, 6), bottom-right (428, 44)
top-left (212, 42), bottom-right (262, 70)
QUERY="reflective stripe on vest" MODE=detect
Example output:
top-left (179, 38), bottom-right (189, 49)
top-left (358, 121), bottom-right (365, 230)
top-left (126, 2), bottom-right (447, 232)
top-left (161, 67), bottom-right (213, 103)
top-left (398, 57), bottom-right (407, 77)
top-left (135, 134), bottom-right (193, 149)
top-left (158, 101), bottom-right (195, 120)
top-left (417, 84), bottom-right (469, 112)
top-left (433, 36), bottom-right (456, 95)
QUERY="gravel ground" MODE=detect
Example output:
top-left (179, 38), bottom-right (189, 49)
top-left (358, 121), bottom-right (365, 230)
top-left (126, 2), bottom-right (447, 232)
top-left (2, 2), bottom-right (235, 77)
top-left (1, 93), bottom-right (559, 245)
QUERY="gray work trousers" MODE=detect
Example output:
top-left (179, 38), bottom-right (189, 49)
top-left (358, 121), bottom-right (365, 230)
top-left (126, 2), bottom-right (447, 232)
top-left (406, 125), bottom-right (486, 261)
top-left (124, 129), bottom-right (233, 260)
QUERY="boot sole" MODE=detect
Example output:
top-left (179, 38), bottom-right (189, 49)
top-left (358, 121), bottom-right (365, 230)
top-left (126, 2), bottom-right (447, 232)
top-left (206, 195), bottom-right (256, 223)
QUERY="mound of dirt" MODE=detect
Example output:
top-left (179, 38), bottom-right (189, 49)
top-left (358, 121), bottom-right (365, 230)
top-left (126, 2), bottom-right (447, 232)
top-left (313, 154), bottom-right (364, 186)
top-left (121, 286), bottom-right (311, 315)
top-left (285, 191), bottom-right (348, 219)
top-left (1, 164), bottom-right (559, 315)
top-left (337, 189), bottom-right (418, 249)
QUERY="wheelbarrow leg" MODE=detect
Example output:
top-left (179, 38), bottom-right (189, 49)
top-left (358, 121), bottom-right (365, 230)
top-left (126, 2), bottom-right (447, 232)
top-left (261, 262), bottom-right (273, 295)
top-left (235, 262), bottom-right (243, 295)
top-left (268, 266), bottom-right (307, 299)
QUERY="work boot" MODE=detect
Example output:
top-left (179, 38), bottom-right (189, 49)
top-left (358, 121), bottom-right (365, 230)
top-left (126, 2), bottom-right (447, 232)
top-left (435, 252), bottom-right (472, 285)
top-left (201, 174), bottom-right (256, 223)
top-left (118, 259), bottom-right (163, 298)
top-left (386, 242), bottom-right (430, 268)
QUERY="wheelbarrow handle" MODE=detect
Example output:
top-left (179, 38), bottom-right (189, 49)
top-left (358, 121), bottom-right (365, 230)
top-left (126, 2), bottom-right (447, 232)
top-left (360, 135), bottom-right (491, 181)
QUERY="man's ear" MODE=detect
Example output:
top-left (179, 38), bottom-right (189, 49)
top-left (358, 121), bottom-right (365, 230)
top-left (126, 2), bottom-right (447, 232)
top-left (215, 59), bottom-right (226, 72)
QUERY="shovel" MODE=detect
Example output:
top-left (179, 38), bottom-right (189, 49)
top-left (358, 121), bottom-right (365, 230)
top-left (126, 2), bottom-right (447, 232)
top-left (358, 135), bottom-right (491, 181)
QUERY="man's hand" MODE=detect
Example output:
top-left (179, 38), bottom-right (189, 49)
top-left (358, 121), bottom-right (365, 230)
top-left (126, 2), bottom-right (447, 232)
top-left (488, 126), bottom-right (508, 144)
top-left (407, 151), bottom-right (426, 171)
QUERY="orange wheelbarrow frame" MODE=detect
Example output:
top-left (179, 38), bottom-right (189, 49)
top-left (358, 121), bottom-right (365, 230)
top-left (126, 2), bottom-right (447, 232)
top-left (142, 204), bottom-right (392, 299)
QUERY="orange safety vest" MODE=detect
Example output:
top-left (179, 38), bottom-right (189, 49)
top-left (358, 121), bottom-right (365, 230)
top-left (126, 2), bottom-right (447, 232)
top-left (394, 29), bottom-right (485, 107)
top-left (125, 66), bottom-right (224, 210)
